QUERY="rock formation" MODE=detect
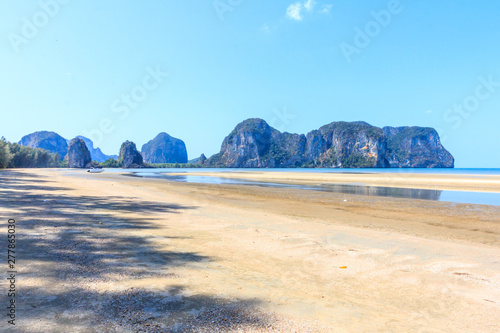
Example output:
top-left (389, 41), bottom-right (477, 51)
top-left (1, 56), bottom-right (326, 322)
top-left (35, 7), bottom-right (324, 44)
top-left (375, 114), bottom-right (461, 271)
top-left (19, 131), bottom-right (68, 160)
top-left (18, 131), bottom-right (116, 162)
top-left (77, 136), bottom-right (117, 162)
top-left (383, 126), bottom-right (454, 168)
top-left (141, 132), bottom-right (188, 164)
top-left (66, 138), bottom-right (92, 168)
top-left (207, 118), bottom-right (454, 168)
top-left (197, 154), bottom-right (207, 166)
top-left (118, 141), bottom-right (144, 168)
top-left (312, 121), bottom-right (388, 168)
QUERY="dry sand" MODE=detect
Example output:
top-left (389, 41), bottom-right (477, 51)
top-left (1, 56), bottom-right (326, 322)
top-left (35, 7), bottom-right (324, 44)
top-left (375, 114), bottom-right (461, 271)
top-left (0, 169), bottom-right (499, 332)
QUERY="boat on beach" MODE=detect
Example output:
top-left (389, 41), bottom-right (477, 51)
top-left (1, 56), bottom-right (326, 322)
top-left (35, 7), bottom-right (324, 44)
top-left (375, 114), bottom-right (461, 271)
top-left (87, 167), bottom-right (104, 173)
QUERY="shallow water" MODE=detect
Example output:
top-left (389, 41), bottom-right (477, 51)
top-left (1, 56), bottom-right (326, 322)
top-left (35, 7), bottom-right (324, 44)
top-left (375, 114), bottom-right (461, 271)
top-left (105, 167), bottom-right (500, 175)
top-left (129, 173), bottom-right (500, 206)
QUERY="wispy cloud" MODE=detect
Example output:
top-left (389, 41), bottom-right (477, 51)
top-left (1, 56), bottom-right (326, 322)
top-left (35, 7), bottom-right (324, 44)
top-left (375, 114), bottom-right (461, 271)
top-left (286, 1), bottom-right (330, 21)
top-left (261, 24), bottom-right (270, 34)
top-left (304, 0), bottom-right (315, 11)
top-left (320, 4), bottom-right (332, 14)
top-left (286, 2), bottom-right (303, 21)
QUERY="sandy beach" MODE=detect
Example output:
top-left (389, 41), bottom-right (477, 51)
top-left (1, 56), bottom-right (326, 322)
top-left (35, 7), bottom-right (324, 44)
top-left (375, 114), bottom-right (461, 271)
top-left (1, 169), bottom-right (499, 332)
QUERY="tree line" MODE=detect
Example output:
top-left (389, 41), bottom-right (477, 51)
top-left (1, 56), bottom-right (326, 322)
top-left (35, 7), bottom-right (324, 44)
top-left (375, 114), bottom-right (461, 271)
top-left (0, 137), bottom-right (64, 168)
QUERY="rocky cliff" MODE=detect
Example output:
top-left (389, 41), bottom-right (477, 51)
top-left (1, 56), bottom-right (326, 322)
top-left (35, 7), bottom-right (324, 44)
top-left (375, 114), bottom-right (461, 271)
top-left (66, 138), bottom-right (91, 168)
top-left (313, 121), bottom-right (388, 167)
top-left (383, 126), bottom-right (454, 168)
top-left (18, 131), bottom-right (116, 162)
top-left (19, 131), bottom-right (68, 160)
top-left (141, 132), bottom-right (188, 164)
top-left (207, 118), bottom-right (454, 168)
top-left (118, 141), bottom-right (144, 168)
top-left (77, 136), bottom-right (117, 162)
top-left (197, 154), bottom-right (207, 166)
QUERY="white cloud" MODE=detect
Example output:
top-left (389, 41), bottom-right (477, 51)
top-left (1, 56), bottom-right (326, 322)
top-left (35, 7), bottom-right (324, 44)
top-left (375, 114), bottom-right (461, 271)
top-left (286, 0), bottom-right (329, 21)
top-left (261, 24), bottom-right (270, 33)
top-left (320, 4), bottom-right (332, 14)
top-left (286, 2), bottom-right (303, 21)
top-left (304, 0), bottom-right (315, 11)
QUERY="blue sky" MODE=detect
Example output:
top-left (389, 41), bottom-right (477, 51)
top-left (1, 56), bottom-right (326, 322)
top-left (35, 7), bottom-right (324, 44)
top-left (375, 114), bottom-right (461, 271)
top-left (1, 0), bottom-right (499, 167)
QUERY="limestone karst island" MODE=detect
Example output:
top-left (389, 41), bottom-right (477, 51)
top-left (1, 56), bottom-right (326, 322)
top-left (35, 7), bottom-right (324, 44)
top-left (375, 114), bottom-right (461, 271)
top-left (0, 118), bottom-right (454, 170)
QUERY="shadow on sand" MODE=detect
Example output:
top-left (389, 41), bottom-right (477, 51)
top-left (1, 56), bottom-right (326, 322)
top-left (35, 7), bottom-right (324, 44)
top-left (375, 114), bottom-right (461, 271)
top-left (0, 170), bottom-right (273, 332)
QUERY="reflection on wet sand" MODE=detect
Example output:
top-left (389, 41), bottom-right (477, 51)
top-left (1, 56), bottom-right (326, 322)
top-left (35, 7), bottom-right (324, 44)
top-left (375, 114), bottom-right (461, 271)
top-left (315, 183), bottom-right (442, 201)
top-left (131, 173), bottom-right (443, 201)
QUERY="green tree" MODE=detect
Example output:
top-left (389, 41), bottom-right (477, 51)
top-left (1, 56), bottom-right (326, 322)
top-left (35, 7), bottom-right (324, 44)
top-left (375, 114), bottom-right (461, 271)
top-left (102, 158), bottom-right (121, 168)
top-left (0, 137), bottom-right (12, 168)
top-left (5, 142), bottom-right (62, 168)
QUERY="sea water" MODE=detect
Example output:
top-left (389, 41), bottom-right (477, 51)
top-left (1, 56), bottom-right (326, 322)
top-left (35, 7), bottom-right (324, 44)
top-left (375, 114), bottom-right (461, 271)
top-left (117, 168), bottom-right (500, 206)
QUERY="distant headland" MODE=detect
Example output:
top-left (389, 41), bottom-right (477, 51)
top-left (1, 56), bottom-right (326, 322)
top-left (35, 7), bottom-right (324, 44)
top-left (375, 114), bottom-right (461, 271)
top-left (0, 118), bottom-right (453, 169)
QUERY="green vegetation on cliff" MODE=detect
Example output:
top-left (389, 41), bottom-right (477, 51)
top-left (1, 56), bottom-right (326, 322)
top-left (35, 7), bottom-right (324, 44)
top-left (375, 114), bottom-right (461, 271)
top-left (320, 149), bottom-right (338, 167)
top-left (319, 121), bottom-right (385, 141)
top-left (384, 126), bottom-right (451, 167)
top-left (226, 118), bottom-right (272, 144)
top-left (341, 153), bottom-right (375, 168)
top-left (261, 141), bottom-right (291, 166)
top-left (205, 152), bottom-right (226, 168)
top-left (208, 118), bottom-right (453, 168)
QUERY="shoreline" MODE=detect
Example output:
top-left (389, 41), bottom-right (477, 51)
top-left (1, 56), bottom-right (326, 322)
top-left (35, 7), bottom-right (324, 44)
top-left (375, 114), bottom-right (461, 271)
top-left (163, 170), bottom-right (500, 193)
top-left (1, 169), bottom-right (499, 332)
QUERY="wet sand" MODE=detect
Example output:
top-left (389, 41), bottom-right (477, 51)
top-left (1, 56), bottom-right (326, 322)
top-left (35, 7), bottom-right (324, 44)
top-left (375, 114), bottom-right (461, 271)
top-left (0, 169), bottom-right (499, 332)
top-left (171, 170), bottom-right (500, 192)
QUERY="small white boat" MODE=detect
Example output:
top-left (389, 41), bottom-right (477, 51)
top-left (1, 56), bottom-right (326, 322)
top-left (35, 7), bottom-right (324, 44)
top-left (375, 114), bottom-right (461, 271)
top-left (87, 167), bottom-right (104, 173)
